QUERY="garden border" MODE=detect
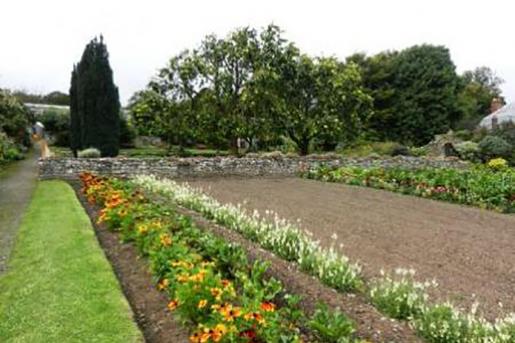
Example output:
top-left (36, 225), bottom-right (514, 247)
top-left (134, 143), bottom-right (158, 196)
top-left (71, 181), bottom-right (191, 343)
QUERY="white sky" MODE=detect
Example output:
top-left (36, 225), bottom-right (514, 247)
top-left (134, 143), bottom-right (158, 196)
top-left (1, 0), bottom-right (514, 105)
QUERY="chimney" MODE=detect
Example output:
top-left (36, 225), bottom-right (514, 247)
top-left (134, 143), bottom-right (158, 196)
top-left (490, 98), bottom-right (503, 113)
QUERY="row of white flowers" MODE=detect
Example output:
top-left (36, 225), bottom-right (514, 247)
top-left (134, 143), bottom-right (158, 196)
top-left (132, 174), bottom-right (514, 342)
top-left (133, 174), bottom-right (361, 291)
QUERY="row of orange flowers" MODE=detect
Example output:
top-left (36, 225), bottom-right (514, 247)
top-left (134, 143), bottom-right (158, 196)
top-left (80, 172), bottom-right (306, 343)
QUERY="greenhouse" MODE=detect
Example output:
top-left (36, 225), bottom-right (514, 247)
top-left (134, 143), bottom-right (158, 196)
top-left (479, 102), bottom-right (515, 129)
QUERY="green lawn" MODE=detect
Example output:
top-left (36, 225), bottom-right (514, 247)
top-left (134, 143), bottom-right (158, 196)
top-left (0, 181), bottom-right (142, 342)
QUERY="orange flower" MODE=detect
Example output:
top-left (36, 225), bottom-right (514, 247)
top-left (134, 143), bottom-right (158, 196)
top-left (260, 301), bottom-right (276, 312)
top-left (159, 233), bottom-right (172, 247)
top-left (218, 304), bottom-right (241, 322)
top-left (197, 299), bottom-right (208, 309)
top-left (167, 299), bottom-right (179, 311)
top-left (210, 287), bottom-right (223, 301)
top-left (176, 273), bottom-right (189, 283)
top-left (221, 279), bottom-right (231, 288)
top-left (244, 311), bottom-right (265, 324)
top-left (157, 278), bottom-right (169, 291)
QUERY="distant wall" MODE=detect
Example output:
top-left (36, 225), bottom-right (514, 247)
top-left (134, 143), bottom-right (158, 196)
top-left (38, 155), bottom-right (469, 180)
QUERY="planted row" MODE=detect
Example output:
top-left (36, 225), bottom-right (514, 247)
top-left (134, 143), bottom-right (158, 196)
top-left (302, 163), bottom-right (515, 213)
top-left (132, 174), bottom-right (515, 342)
top-left (133, 175), bottom-right (362, 292)
top-left (81, 173), bottom-right (358, 343)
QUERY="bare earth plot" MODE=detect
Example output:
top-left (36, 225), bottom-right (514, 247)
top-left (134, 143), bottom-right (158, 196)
top-left (186, 177), bottom-right (515, 320)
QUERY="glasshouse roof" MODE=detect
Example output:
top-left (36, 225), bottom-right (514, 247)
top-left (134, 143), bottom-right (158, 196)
top-left (479, 102), bottom-right (515, 129)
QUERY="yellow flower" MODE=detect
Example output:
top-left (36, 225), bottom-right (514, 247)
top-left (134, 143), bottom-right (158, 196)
top-left (167, 299), bottom-right (179, 311)
top-left (157, 278), bottom-right (169, 291)
top-left (197, 299), bottom-right (208, 309)
top-left (176, 273), bottom-right (190, 283)
top-left (210, 287), bottom-right (223, 301)
top-left (159, 233), bottom-right (172, 247)
top-left (137, 224), bottom-right (149, 235)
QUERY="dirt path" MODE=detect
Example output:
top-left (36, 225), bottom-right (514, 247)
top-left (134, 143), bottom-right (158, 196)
top-left (186, 177), bottom-right (515, 320)
top-left (0, 153), bottom-right (38, 273)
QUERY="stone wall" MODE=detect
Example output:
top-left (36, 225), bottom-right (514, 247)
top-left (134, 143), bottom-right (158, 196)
top-left (38, 155), bottom-right (469, 180)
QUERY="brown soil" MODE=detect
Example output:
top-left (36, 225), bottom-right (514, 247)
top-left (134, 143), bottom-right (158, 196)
top-left (185, 177), bottom-right (515, 320)
top-left (72, 182), bottom-right (190, 343)
top-left (175, 206), bottom-right (421, 342)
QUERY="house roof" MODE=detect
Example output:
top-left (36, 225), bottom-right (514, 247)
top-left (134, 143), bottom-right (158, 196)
top-left (479, 102), bottom-right (515, 129)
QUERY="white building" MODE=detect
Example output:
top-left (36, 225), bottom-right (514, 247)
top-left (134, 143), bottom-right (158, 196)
top-left (479, 100), bottom-right (515, 130)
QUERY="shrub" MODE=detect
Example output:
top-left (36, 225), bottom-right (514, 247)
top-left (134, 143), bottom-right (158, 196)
top-left (408, 146), bottom-right (427, 157)
top-left (454, 141), bottom-right (479, 162)
top-left (390, 143), bottom-right (410, 156)
top-left (487, 158), bottom-right (508, 171)
top-left (478, 136), bottom-right (512, 162)
top-left (0, 132), bottom-right (23, 163)
top-left (78, 147), bottom-right (101, 158)
top-left (308, 304), bottom-right (354, 343)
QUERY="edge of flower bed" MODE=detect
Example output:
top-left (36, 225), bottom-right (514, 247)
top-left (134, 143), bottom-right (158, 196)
top-left (70, 181), bottom-right (191, 343)
top-left (168, 202), bottom-right (422, 342)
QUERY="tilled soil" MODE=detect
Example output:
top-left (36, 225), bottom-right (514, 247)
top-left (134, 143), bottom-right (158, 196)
top-left (186, 177), bottom-right (515, 320)
top-left (72, 183), bottom-right (190, 343)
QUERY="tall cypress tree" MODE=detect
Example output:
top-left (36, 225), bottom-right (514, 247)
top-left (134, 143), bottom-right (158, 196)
top-left (70, 35), bottom-right (120, 157)
top-left (69, 66), bottom-right (80, 157)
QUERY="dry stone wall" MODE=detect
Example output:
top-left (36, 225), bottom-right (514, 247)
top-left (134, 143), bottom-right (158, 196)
top-left (38, 155), bottom-right (469, 180)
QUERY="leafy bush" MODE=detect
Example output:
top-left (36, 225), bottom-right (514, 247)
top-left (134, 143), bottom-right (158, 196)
top-left (0, 132), bottom-right (23, 163)
top-left (308, 304), bottom-right (354, 343)
top-left (78, 147), bottom-right (101, 158)
top-left (478, 136), bottom-right (512, 162)
top-left (340, 141), bottom-right (410, 157)
top-left (454, 141), bottom-right (479, 162)
top-left (487, 158), bottom-right (509, 171)
top-left (38, 108), bottom-right (70, 146)
top-left (408, 146), bottom-right (427, 157)
top-left (454, 129), bottom-right (473, 141)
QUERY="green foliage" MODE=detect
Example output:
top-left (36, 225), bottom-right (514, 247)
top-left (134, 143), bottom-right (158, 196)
top-left (303, 166), bottom-right (515, 213)
top-left (70, 36), bottom-right (120, 157)
top-left (78, 147), bottom-right (101, 158)
top-left (478, 135), bottom-right (512, 161)
top-left (308, 304), bottom-right (355, 343)
top-left (12, 90), bottom-right (70, 106)
top-left (350, 46), bottom-right (462, 145)
top-left (0, 132), bottom-right (23, 163)
top-left (38, 108), bottom-right (70, 146)
top-left (0, 89), bottom-right (31, 146)
top-left (130, 25), bottom-right (372, 155)
top-left (340, 141), bottom-right (409, 157)
top-left (454, 141), bottom-right (480, 162)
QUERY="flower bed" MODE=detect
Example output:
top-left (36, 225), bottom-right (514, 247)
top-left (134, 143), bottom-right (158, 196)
top-left (301, 164), bottom-right (515, 213)
top-left (132, 174), bottom-right (515, 343)
top-left (80, 172), bottom-right (359, 343)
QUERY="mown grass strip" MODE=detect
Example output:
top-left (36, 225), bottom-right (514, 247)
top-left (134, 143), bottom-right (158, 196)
top-left (0, 180), bottom-right (142, 342)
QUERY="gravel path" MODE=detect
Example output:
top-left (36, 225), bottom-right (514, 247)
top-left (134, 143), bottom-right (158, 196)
top-left (0, 153), bottom-right (38, 273)
top-left (186, 177), bottom-right (515, 320)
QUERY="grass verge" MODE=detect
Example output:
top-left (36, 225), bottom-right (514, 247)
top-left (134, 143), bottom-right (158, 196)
top-left (0, 180), bottom-right (142, 342)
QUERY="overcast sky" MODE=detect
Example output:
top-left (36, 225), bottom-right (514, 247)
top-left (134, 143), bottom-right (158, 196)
top-left (1, 0), bottom-right (514, 105)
